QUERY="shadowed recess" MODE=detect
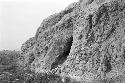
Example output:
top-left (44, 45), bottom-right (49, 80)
top-left (50, 36), bottom-right (73, 70)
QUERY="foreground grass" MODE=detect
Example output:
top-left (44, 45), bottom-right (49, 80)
top-left (0, 50), bottom-right (81, 83)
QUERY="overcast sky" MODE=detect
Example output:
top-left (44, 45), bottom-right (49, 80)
top-left (0, 0), bottom-right (78, 51)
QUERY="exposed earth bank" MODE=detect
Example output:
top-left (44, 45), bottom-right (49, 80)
top-left (21, 0), bottom-right (125, 82)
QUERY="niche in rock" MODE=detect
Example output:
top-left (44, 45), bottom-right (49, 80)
top-left (50, 36), bottom-right (73, 70)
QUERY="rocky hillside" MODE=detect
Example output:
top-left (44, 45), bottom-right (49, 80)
top-left (20, 0), bottom-right (125, 83)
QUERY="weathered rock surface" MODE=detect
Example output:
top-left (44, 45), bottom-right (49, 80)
top-left (21, 2), bottom-right (79, 72)
top-left (21, 0), bottom-right (125, 82)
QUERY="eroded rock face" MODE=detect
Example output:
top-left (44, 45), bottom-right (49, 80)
top-left (60, 0), bottom-right (125, 82)
top-left (21, 0), bottom-right (125, 82)
top-left (21, 2), bottom-right (78, 73)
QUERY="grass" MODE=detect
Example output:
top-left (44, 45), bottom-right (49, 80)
top-left (0, 50), bottom-right (80, 83)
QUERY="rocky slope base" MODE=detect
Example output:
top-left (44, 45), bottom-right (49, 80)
top-left (20, 0), bottom-right (125, 83)
top-left (0, 50), bottom-right (69, 83)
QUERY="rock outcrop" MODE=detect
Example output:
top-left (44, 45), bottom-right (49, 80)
top-left (21, 2), bottom-right (79, 72)
top-left (21, 0), bottom-right (125, 82)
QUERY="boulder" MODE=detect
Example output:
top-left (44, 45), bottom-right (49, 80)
top-left (21, 0), bottom-right (125, 82)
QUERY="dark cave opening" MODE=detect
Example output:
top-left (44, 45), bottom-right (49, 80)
top-left (103, 55), bottom-right (112, 73)
top-left (50, 36), bottom-right (73, 70)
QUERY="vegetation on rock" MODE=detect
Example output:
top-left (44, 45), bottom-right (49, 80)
top-left (1, 0), bottom-right (125, 83)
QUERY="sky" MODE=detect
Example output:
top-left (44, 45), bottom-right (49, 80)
top-left (0, 0), bottom-right (78, 51)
